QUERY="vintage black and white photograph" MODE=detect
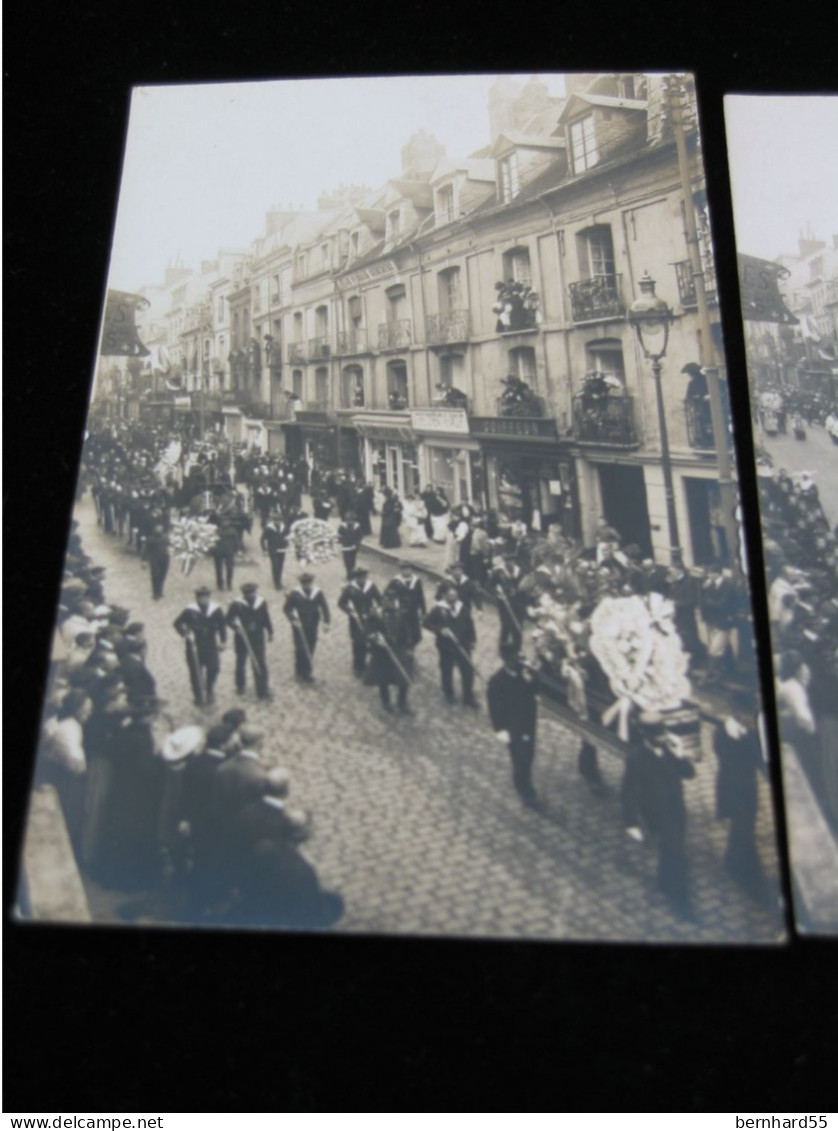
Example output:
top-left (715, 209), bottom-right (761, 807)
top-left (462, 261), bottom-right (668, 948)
top-left (18, 72), bottom-right (785, 942)
top-left (726, 94), bottom-right (838, 934)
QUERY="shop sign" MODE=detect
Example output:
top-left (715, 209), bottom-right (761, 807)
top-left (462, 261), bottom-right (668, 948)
top-left (410, 407), bottom-right (469, 435)
top-left (336, 259), bottom-right (399, 291)
top-left (356, 422), bottom-right (415, 443)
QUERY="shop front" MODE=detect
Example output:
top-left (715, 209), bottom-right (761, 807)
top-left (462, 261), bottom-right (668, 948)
top-left (410, 407), bottom-right (478, 507)
top-left (354, 413), bottom-right (418, 495)
top-left (294, 410), bottom-right (339, 472)
top-left (468, 415), bottom-right (577, 535)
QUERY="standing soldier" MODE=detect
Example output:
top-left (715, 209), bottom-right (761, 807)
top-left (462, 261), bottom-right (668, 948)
top-left (386, 562), bottom-right (427, 650)
top-left (227, 582), bottom-right (274, 700)
top-left (365, 589), bottom-right (413, 715)
top-left (491, 552), bottom-right (527, 653)
top-left (423, 583), bottom-right (479, 708)
top-left (337, 567), bottom-right (381, 677)
top-left (260, 510), bottom-right (290, 591)
top-left (283, 572), bottom-right (331, 684)
top-left (337, 512), bottom-right (364, 579)
top-left (173, 586), bottom-right (228, 707)
top-left (488, 644), bottom-right (540, 808)
top-left (141, 522), bottom-right (171, 601)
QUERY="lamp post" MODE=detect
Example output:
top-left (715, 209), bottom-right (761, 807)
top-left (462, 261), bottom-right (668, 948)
top-left (629, 272), bottom-right (683, 567)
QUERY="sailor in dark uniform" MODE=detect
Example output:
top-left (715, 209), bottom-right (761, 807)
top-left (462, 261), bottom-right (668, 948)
top-left (438, 560), bottom-right (483, 614)
top-left (386, 562), bottom-right (427, 649)
top-left (337, 513), bottom-right (364, 579)
top-left (337, 567), bottom-right (382, 677)
top-left (173, 586), bottom-right (228, 706)
top-left (364, 589), bottom-right (413, 714)
top-left (226, 582), bottom-right (273, 700)
top-left (423, 583), bottom-right (479, 708)
top-left (260, 510), bottom-right (290, 591)
top-left (490, 553), bottom-right (527, 652)
top-left (488, 644), bottom-right (540, 807)
top-left (283, 572), bottom-right (331, 683)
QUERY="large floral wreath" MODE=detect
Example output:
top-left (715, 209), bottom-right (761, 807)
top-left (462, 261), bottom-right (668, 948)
top-left (168, 516), bottom-right (219, 574)
top-left (289, 517), bottom-right (340, 564)
top-left (589, 592), bottom-right (692, 738)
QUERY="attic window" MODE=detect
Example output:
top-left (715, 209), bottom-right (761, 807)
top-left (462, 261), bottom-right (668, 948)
top-left (499, 152), bottom-right (520, 203)
top-left (436, 184), bottom-right (456, 225)
top-left (387, 209), bottom-right (401, 244)
top-left (350, 231), bottom-right (360, 256)
top-left (568, 114), bottom-right (599, 174)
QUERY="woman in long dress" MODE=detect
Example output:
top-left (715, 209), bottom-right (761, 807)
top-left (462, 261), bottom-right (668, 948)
top-left (404, 495), bottom-right (428, 547)
top-left (428, 487), bottom-right (450, 544)
top-left (379, 488), bottom-right (403, 549)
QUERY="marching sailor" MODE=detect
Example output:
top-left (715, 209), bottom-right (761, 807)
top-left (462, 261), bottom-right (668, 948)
top-left (337, 566), bottom-right (382, 677)
top-left (364, 589), bottom-right (413, 715)
top-left (226, 582), bottom-right (274, 700)
top-left (337, 513), bottom-right (364, 580)
top-left (423, 583), bottom-right (479, 708)
top-left (385, 561), bottom-right (427, 649)
top-left (173, 586), bottom-right (227, 707)
top-left (260, 510), bottom-right (290, 591)
top-left (283, 572), bottom-right (331, 684)
top-left (491, 552), bottom-right (527, 653)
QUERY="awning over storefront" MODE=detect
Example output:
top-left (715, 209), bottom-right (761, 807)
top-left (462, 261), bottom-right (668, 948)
top-left (352, 412), bottom-right (415, 444)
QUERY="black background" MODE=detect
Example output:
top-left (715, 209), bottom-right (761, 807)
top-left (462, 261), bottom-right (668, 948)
top-left (4, 0), bottom-right (837, 1111)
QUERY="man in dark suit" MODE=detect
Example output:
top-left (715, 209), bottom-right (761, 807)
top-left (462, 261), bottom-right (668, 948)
top-left (423, 583), bottom-right (478, 708)
top-left (386, 562), bottom-right (426, 648)
top-left (226, 582), bottom-right (273, 700)
top-left (337, 513), bottom-right (365, 579)
top-left (173, 586), bottom-right (228, 706)
top-left (283, 572), bottom-right (331, 683)
top-left (260, 511), bottom-right (290, 591)
top-left (488, 643), bottom-right (540, 807)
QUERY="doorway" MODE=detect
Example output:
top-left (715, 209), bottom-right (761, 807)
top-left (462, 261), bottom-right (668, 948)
top-left (597, 463), bottom-right (652, 558)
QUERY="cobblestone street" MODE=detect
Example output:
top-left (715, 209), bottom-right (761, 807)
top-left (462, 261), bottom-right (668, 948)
top-left (76, 495), bottom-right (785, 942)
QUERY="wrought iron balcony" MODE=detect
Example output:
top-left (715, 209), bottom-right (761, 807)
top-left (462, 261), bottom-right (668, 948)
top-left (469, 415), bottom-right (559, 440)
top-left (572, 391), bottom-right (638, 446)
top-left (387, 390), bottom-right (409, 411)
top-left (378, 319), bottom-right (412, 350)
top-left (674, 259), bottom-right (718, 306)
top-left (426, 309), bottom-right (472, 344)
top-left (308, 336), bottom-right (332, 360)
top-left (287, 342), bottom-right (307, 363)
top-left (684, 397), bottom-right (715, 450)
top-left (568, 275), bottom-right (625, 322)
top-left (336, 329), bottom-right (369, 355)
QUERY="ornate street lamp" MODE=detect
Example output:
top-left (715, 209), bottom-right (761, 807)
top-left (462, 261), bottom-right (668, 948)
top-left (629, 272), bottom-right (683, 567)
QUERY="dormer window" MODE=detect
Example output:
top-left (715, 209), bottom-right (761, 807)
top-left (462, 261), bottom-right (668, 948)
top-left (568, 114), bottom-right (599, 174)
top-left (296, 252), bottom-right (307, 279)
top-left (498, 152), bottom-right (520, 203)
top-left (350, 231), bottom-right (361, 257)
top-left (387, 209), bottom-right (401, 244)
top-left (436, 184), bottom-right (456, 225)
top-left (321, 243), bottom-right (331, 270)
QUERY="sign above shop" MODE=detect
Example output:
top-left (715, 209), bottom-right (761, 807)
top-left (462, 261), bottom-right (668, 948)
top-left (355, 422), bottom-right (415, 443)
top-left (410, 407), bottom-right (469, 435)
top-left (336, 259), bottom-right (400, 291)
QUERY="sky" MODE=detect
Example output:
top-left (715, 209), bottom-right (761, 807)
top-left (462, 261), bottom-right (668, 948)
top-left (725, 95), bottom-right (838, 260)
top-left (107, 74), bottom-right (565, 292)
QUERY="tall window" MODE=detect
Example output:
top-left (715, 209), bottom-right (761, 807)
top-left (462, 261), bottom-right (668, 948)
top-left (438, 267), bottom-right (462, 317)
top-left (315, 305), bottom-right (329, 337)
top-left (585, 339), bottom-right (625, 384)
top-left (217, 297), bottom-right (225, 323)
top-left (503, 247), bottom-right (532, 287)
top-left (271, 274), bottom-right (281, 305)
top-left (343, 365), bottom-right (365, 408)
top-left (296, 252), bottom-right (307, 279)
top-left (347, 295), bottom-right (363, 329)
top-left (293, 312), bottom-right (304, 342)
top-left (499, 152), bottom-right (520, 203)
top-left (292, 369), bottom-right (304, 399)
top-left (569, 114), bottom-right (599, 174)
top-left (436, 184), bottom-right (456, 225)
top-left (583, 225), bottom-right (616, 279)
top-left (315, 366), bottom-right (329, 403)
top-left (350, 231), bottom-right (360, 257)
top-left (321, 243), bottom-right (331, 270)
top-left (386, 284), bottom-right (407, 323)
top-left (508, 346), bottom-right (537, 382)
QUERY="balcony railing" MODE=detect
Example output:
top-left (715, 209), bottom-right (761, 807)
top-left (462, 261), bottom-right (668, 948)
top-left (568, 275), bottom-right (625, 322)
top-left (684, 397), bottom-right (715, 450)
top-left (572, 391), bottom-right (638, 446)
top-left (336, 329), bottom-right (369, 355)
top-left (426, 309), bottom-right (471, 344)
top-left (469, 415), bottom-right (559, 440)
top-left (377, 319), bottom-right (412, 350)
top-left (308, 336), bottom-right (332, 360)
top-left (287, 342), bottom-right (306, 363)
top-left (674, 259), bottom-right (718, 306)
top-left (387, 391), bottom-right (409, 411)
top-left (495, 393), bottom-right (547, 418)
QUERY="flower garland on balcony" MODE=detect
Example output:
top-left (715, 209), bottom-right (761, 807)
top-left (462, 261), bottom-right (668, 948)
top-left (580, 371), bottom-right (624, 400)
top-left (168, 515), bottom-right (219, 575)
top-left (498, 375), bottom-right (543, 418)
top-left (288, 517), bottom-right (340, 565)
top-left (492, 280), bottom-right (543, 333)
top-left (588, 593), bottom-right (692, 739)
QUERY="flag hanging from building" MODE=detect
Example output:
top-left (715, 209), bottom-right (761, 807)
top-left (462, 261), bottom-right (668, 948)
top-left (101, 290), bottom-right (151, 356)
top-left (737, 254), bottom-right (799, 324)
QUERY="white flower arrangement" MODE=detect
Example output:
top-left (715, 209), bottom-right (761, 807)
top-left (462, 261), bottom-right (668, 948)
top-left (289, 517), bottom-right (340, 565)
top-left (168, 516), bottom-right (219, 575)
